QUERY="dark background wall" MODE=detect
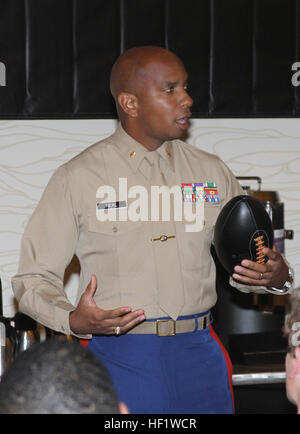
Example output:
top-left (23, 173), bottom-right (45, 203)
top-left (1, 0), bottom-right (300, 119)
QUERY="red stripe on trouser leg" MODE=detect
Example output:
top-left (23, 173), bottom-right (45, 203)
top-left (209, 324), bottom-right (235, 412)
top-left (80, 339), bottom-right (89, 348)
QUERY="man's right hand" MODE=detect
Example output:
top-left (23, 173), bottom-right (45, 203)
top-left (69, 274), bottom-right (145, 335)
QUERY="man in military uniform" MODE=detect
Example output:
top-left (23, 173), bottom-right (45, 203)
top-left (12, 46), bottom-right (291, 413)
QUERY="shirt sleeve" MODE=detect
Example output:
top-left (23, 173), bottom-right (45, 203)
top-left (11, 165), bottom-right (90, 338)
top-left (217, 157), bottom-right (244, 201)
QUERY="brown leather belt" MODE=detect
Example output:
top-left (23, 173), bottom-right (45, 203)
top-left (127, 313), bottom-right (211, 337)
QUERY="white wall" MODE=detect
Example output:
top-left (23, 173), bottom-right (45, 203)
top-left (0, 118), bottom-right (299, 316)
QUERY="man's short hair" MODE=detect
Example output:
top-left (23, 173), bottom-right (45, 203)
top-left (0, 339), bottom-right (120, 414)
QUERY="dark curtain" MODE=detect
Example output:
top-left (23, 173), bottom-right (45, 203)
top-left (0, 0), bottom-right (299, 118)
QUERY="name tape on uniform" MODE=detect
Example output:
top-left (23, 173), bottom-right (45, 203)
top-left (97, 201), bottom-right (127, 210)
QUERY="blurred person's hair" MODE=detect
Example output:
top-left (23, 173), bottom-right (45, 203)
top-left (0, 339), bottom-right (120, 414)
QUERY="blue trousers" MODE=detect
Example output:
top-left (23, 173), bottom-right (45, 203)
top-left (87, 318), bottom-right (234, 414)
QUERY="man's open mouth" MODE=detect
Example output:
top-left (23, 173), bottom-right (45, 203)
top-left (175, 117), bottom-right (190, 130)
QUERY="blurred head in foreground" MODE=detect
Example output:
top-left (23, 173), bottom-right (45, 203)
top-left (0, 339), bottom-right (127, 414)
top-left (283, 289), bottom-right (300, 413)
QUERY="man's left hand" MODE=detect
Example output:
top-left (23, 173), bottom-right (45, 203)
top-left (232, 246), bottom-right (289, 288)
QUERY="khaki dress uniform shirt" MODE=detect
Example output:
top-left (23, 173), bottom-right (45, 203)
top-left (12, 124), bottom-right (244, 338)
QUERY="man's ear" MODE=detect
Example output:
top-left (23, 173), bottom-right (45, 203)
top-left (119, 402), bottom-right (130, 414)
top-left (289, 347), bottom-right (300, 378)
top-left (118, 92), bottom-right (138, 118)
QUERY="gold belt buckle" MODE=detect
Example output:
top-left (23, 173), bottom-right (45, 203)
top-left (156, 319), bottom-right (176, 337)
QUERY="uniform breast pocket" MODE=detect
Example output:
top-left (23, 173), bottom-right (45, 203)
top-left (177, 204), bottom-right (221, 270)
top-left (86, 216), bottom-right (147, 276)
top-left (202, 204), bottom-right (221, 245)
top-left (87, 216), bottom-right (143, 237)
top-left (204, 204), bottom-right (220, 229)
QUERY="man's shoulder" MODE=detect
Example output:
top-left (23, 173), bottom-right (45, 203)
top-left (172, 138), bottom-right (222, 163)
top-left (63, 133), bottom-right (116, 172)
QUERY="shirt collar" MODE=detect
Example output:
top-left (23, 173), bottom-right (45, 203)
top-left (112, 123), bottom-right (174, 176)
